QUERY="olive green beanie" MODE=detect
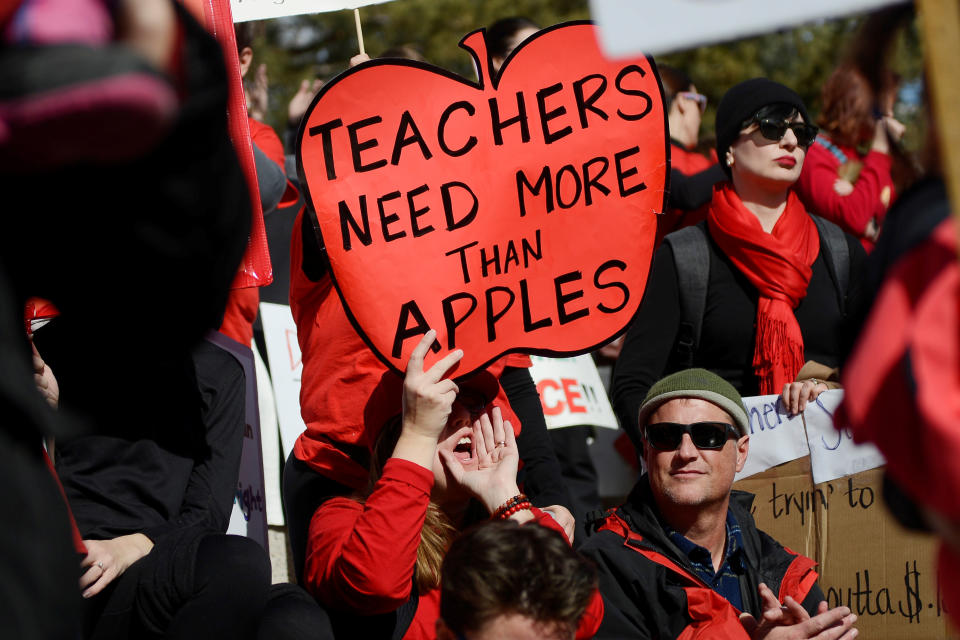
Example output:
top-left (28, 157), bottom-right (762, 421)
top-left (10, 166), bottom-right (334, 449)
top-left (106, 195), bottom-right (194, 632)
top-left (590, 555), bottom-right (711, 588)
top-left (637, 368), bottom-right (749, 437)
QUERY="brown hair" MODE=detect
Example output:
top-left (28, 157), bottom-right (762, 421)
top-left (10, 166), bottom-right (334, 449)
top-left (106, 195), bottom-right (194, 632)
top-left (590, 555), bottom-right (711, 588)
top-left (367, 415), bottom-right (456, 593)
top-left (817, 65), bottom-right (875, 148)
top-left (440, 520), bottom-right (597, 638)
top-left (657, 64), bottom-right (694, 108)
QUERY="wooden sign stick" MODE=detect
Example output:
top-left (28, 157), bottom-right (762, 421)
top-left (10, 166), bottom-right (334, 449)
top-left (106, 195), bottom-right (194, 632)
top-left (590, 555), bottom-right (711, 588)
top-left (917, 0), bottom-right (960, 255)
top-left (354, 8), bottom-right (366, 56)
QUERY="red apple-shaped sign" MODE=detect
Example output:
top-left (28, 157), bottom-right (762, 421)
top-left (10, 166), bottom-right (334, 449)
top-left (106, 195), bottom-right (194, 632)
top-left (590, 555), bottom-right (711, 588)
top-left (297, 21), bottom-right (667, 375)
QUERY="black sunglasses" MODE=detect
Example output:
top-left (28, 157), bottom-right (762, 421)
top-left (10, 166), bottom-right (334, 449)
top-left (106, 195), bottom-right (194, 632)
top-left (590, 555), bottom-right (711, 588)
top-left (645, 421), bottom-right (740, 451)
top-left (754, 118), bottom-right (818, 148)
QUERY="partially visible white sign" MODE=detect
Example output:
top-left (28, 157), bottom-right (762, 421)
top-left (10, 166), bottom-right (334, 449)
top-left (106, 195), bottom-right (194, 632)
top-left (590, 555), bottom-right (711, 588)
top-left (232, 0), bottom-right (394, 23)
top-left (803, 390), bottom-right (886, 484)
top-left (259, 302), bottom-right (307, 458)
top-left (589, 0), bottom-right (903, 58)
top-left (529, 355), bottom-right (619, 430)
top-left (736, 394), bottom-right (810, 481)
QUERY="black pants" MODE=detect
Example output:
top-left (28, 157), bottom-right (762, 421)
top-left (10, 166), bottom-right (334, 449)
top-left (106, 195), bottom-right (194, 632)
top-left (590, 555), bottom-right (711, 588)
top-left (282, 452), bottom-right (353, 586)
top-left (83, 533), bottom-right (270, 640)
top-left (258, 583), bottom-right (335, 640)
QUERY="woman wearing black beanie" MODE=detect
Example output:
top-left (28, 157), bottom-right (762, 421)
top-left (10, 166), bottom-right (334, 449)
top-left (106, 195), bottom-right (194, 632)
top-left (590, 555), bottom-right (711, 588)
top-left (612, 78), bottom-right (866, 442)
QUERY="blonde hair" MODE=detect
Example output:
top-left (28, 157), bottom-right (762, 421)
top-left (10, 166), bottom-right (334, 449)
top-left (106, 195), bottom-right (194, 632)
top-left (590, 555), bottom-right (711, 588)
top-left (367, 415), bottom-right (457, 592)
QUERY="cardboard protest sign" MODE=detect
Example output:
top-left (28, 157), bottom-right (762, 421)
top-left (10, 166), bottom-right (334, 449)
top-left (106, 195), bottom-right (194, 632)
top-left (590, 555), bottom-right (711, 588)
top-left (589, 0), bottom-right (903, 57)
top-left (803, 390), bottom-right (885, 484)
top-left (529, 355), bottom-right (618, 430)
top-left (231, 0), bottom-right (394, 23)
top-left (736, 394), bottom-right (810, 481)
top-left (207, 333), bottom-right (269, 551)
top-left (298, 22), bottom-right (667, 376)
top-left (735, 464), bottom-right (958, 639)
top-left (734, 391), bottom-right (885, 483)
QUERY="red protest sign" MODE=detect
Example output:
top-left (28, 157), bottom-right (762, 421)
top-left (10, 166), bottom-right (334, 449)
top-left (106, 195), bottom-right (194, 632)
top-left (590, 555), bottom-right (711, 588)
top-left (180, 0), bottom-right (272, 289)
top-left (298, 22), bottom-right (667, 375)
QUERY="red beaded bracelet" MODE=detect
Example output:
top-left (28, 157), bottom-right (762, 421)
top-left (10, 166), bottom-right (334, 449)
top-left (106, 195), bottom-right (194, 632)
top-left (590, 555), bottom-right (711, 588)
top-left (492, 494), bottom-right (529, 519)
top-left (492, 494), bottom-right (528, 518)
top-left (497, 501), bottom-right (532, 520)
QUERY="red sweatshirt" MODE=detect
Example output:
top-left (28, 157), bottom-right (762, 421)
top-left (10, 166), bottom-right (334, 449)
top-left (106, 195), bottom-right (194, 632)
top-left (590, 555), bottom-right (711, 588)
top-left (303, 458), bottom-right (603, 640)
top-left (795, 137), bottom-right (894, 250)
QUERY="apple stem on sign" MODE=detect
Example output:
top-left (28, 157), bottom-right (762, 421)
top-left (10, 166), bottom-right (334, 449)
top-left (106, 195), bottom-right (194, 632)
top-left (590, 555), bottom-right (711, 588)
top-left (459, 30), bottom-right (493, 91)
top-left (354, 8), bottom-right (365, 56)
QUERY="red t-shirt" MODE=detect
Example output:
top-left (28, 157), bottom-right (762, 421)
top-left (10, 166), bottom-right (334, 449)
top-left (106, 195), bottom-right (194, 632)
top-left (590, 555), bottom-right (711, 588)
top-left (795, 138), bottom-right (894, 251)
top-left (303, 458), bottom-right (603, 640)
top-left (289, 208), bottom-right (531, 489)
top-left (219, 286), bottom-right (259, 345)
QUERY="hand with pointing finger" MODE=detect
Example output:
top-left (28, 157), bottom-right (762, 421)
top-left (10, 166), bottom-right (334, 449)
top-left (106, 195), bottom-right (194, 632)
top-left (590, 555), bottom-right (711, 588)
top-left (392, 330), bottom-right (463, 471)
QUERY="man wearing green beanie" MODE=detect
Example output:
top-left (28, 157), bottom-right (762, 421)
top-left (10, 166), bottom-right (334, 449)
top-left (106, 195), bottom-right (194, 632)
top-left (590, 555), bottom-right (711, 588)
top-left (580, 369), bottom-right (858, 639)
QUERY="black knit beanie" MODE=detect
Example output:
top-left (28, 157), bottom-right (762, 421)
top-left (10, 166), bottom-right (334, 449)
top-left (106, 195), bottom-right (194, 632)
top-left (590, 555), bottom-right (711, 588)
top-left (715, 77), bottom-right (809, 176)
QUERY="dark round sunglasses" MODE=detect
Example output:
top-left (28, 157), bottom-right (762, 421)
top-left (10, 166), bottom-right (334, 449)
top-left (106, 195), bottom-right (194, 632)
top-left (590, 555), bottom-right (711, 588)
top-left (454, 388), bottom-right (488, 416)
top-left (754, 118), bottom-right (818, 148)
top-left (645, 421), bottom-right (740, 451)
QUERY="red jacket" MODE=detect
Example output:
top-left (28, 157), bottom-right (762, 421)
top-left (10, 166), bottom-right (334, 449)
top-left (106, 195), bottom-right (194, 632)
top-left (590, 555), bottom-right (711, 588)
top-left (795, 137), bottom-right (894, 250)
top-left (303, 458), bottom-right (603, 640)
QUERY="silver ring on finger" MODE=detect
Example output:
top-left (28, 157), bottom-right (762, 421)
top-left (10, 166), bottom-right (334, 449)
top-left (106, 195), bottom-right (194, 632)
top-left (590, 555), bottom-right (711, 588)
top-left (97, 561), bottom-right (104, 569)
top-left (495, 441), bottom-right (506, 447)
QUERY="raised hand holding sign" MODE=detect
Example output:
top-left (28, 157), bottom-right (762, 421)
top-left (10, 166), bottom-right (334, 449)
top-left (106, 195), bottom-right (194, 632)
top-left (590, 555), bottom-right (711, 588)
top-left (298, 22), bottom-right (667, 375)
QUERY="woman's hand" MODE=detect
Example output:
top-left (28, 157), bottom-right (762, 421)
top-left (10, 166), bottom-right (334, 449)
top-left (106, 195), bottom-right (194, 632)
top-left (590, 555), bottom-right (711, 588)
top-left (871, 114), bottom-right (906, 155)
top-left (31, 341), bottom-right (59, 408)
top-left (394, 330), bottom-right (463, 470)
top-left (246, 63), bottom-right (268, 122)
top-left (781, 379), bottom-right (829, 416)
top-left (542, 505), bottom-right (576, 543)
top-left (440, 407), bottom-right (524, 516)
top-left (288, 78), bottom-right (323, 127)
top-left (833, 178), bottom-right (854, 197)
top-left (882, 115), bottom-right (906, 143)
top-left (79, 533), bottom-right (154, 598)
top-left (401, 330), bottom-right (462, 440)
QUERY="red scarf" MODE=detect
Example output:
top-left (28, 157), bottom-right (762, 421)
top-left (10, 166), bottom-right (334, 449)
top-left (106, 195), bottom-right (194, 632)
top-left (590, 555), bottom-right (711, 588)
top-left (707, 184), bottom-right (820, 394)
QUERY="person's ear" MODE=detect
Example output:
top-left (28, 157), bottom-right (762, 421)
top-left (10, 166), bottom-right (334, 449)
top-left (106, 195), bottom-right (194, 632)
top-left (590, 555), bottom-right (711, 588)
top-left (238, 46), bottom-right (254, 78)
top-left (735, 435), bottom-right (749, 472)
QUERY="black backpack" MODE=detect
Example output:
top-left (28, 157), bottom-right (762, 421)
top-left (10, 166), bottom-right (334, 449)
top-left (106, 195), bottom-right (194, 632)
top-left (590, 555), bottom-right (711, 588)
top-left (664, 216), bottom-right (850, 369)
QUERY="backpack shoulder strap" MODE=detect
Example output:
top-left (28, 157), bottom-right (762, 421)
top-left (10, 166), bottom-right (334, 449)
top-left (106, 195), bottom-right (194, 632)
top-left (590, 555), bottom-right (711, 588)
top-left (809, 214), bottom-right (849, 314)
top-left (664, 224), bottom-right (710, 367)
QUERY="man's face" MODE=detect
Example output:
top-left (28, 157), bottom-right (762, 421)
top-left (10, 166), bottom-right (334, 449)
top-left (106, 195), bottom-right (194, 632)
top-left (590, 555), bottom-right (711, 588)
top-left (437, 614), bottom-right (572, 640)
top-left (643, 398), bottom-right (749, 514)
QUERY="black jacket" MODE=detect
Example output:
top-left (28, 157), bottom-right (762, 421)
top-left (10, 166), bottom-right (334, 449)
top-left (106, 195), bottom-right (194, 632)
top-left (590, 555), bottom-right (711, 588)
top-left (580, 477), bottom-right (823, 639)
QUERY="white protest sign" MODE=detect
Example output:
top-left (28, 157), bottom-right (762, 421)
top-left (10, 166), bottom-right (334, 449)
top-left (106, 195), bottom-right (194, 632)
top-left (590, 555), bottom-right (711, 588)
top-left (231, 0), bottom-right (393, 23)
top-left (736, 394), bottom-right (810, 481)
top-left (259, 302), bottom-right (307, 458)
top-left (802, 390), bottom-right (886, 484)
top-left (529, 355), bottom-right (619, 430)
top-left (589, 0), bottom-right (903, 57)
